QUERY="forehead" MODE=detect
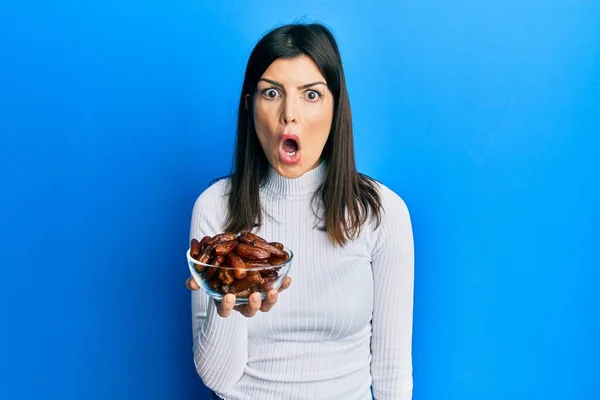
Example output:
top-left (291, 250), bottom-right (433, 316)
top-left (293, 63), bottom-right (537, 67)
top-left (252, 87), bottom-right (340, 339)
top-left (260, 56), bottom-right (326, 85)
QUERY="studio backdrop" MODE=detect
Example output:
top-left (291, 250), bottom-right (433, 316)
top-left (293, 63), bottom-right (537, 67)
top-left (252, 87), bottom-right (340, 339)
top-left (1, 1), bottom-right (598, 399)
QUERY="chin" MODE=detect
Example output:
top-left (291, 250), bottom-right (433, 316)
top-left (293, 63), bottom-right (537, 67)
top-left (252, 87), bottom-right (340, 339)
top-left (274, 162), bottom-right (306, 179)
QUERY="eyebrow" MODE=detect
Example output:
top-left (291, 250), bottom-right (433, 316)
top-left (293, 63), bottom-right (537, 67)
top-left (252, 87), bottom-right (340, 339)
top-left (258, 78), bottom-right (327, 90)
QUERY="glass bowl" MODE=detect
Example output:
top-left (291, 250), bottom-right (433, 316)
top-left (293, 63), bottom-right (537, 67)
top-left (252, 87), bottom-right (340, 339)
top-left (186, 247), bottom-right (293, 305)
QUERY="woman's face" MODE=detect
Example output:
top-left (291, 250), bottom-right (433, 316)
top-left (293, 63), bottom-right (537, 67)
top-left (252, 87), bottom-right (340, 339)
top-left (251, 55), bottom-right (334, 179)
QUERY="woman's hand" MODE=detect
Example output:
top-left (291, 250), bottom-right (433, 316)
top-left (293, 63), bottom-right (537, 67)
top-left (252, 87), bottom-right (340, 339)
top-left (185, 276), bottom-right (292, 318)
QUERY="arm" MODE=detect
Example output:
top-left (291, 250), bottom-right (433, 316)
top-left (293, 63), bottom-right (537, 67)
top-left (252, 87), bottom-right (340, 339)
top-left (190, 185), bottom-right (248, 393)
top-left (370, 190), bottom-right (415, 399)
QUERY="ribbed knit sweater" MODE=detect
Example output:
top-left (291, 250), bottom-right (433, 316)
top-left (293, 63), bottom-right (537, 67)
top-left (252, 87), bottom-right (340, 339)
top-left (190, 162), bottom-right (414, 399)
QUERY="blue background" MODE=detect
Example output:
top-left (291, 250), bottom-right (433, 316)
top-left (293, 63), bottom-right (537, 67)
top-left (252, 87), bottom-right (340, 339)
top-left (1, 1), bottom-right (598, 399)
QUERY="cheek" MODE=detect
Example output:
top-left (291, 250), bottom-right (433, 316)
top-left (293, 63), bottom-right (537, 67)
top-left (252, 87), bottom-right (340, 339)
top-left (305, 105), bottom-right (333, 147)
top-left (253, 105), bottom-right (277, 148)
top-left (254, 103), bottom-right (280, 136)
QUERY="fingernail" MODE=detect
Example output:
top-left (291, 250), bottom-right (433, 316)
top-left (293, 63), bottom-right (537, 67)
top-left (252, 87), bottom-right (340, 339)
top-left (224, 296), bottom-right (233, 306)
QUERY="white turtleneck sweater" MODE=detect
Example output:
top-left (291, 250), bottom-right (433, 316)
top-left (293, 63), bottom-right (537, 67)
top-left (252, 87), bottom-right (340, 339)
top-left (189, 163), bottom-right (414, 400)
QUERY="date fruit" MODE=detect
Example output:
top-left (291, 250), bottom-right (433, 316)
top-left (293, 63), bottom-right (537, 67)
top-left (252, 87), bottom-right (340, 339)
top-left (189, 231), bottom-right (291, 298)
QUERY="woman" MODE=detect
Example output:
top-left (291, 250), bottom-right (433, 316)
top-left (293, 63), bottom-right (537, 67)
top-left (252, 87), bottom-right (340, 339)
top-left (185, 23), bottom-right (414, 400)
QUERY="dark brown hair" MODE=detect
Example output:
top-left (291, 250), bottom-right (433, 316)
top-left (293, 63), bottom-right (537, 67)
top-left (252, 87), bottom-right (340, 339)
top-left (222, 23), bottom-right (382, 246)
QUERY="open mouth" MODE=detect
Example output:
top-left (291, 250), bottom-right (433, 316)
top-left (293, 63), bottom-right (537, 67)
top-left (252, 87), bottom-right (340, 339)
top-left (282, 138), bottom-right (299, 156)
top-left (278, 134), bottom-right (301, 165)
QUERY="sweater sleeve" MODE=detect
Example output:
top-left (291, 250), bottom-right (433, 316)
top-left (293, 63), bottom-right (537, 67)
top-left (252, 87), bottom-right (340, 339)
top-left (190, 181), bottom-right (248, 393)
top-left (370, 187), bottom-right (415, 399)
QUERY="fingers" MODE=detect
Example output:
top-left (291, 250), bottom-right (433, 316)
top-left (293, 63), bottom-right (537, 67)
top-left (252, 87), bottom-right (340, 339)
top-left (185, 277), bottom-right (200, 291)
top-left (236, 292), bottom-right (262, 318)
top-left (260, 289), bottom-right (278, 312)
top-left (208, 277), bottom-right (293, 318)
top-left (279, 276), bottom-right (292, 292)
top-left (254, 277), bottom-right (292, 313)
top-left (216, 294), bottom-right (236, 318)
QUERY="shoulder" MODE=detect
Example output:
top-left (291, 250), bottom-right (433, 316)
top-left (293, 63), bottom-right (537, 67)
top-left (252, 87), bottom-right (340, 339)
top-left (190, 177), bottom-right (231, 233)
top-left (367, 178), bottom-right (411, 223)
top-left (367, 179), bottom-right (414, 255)
top-left (192, 177), bottom-right (231, 210)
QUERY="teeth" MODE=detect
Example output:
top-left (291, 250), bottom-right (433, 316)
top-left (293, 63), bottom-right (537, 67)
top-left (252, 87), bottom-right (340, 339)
top-left (286, 151), bottom-right (296, 156)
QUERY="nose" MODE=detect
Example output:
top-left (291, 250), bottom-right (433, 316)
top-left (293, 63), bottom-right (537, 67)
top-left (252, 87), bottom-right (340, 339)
top-left (281, 95), bottom-right (297, 124)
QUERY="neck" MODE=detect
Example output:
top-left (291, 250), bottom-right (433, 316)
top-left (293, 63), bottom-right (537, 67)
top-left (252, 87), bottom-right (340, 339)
top-left (263, 161), bottom-right (327, 199)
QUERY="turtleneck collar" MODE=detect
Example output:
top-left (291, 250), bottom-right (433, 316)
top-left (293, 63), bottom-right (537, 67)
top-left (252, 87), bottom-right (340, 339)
top-left (263, 161), bottom-right (327, 199)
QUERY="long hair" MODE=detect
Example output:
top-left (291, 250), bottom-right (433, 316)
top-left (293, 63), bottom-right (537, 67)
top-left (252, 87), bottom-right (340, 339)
top-left (223, 23), bottom-right (382, 246)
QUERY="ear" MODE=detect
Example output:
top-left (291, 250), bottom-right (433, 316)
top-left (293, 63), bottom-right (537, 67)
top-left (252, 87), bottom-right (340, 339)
top-left (244, 94), bottom-right (250, 111)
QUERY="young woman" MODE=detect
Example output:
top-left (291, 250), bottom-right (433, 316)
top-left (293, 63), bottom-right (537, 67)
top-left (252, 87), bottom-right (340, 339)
top-left (185, 23), bottom-right (414, 400)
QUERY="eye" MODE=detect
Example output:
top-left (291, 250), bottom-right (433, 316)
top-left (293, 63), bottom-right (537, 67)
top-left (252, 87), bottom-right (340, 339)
top-left (261, 88), bottom-right (281, 100)
top-left (305, 90), bottom-right (322, 102)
